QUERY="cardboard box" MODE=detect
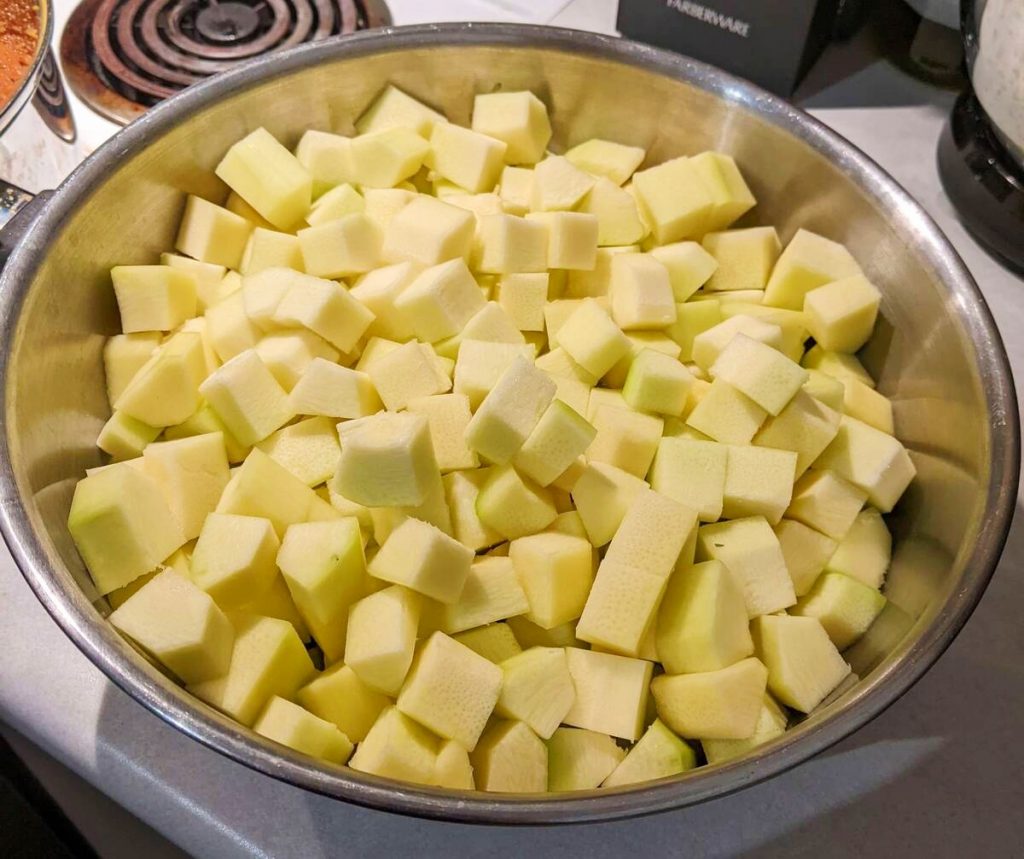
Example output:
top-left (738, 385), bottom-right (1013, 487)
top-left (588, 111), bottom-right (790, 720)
top-left (617, 0), bottom-right (842, 96)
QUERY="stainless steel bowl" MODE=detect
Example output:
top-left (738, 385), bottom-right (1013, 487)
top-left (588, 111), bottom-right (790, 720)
top-left (0, 24), bottom-right (1017, 824)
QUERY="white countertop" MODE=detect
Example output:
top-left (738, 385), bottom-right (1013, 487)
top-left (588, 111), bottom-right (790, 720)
top-left (2, 1), bottom-right (1023, 856)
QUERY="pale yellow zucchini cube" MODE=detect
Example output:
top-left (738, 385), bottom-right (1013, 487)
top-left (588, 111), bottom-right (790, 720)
top-left (239, 228), bottom-right (303, 276)
top-left (297, 214), bottom-right (381, 278)
top-left (255, 416), bottom-right (341, 487)
top-left (199, 349), bottom-right (293, 446)
top-left (349, 706), bottom-right (439, 785)
top-left (471, 720), bottom-right (547, 793)
top-left (189, 613), bottom-right (315, 726)
top-left (709, 333), bottom-right (808, 415)
top-left (814, 416), bottom-right (915, 512)
top-left (622, 348), bottom-right (693, 416)
top-left (305, 183), bottom-right (364, 227)
top-left (565, 138), bottom-right (645, 186)
top-left (529, 155), bottom-right (595, 212)
top-left (474, 213), bottom-right (548, 274)
top-left (689, 151), bottom-right (757, 232)
top-left (763, 229), bottom-right (863, 310)
top-left (697, 517), bottom-right (797, 617)
top-left (774, 518), bottom-right (838, 596)
top-left (95, 412), bottom-right (160, 462)
top-left (369, 517), bottom-right (473, 604)
top-left (609, 253), bottom-right (676, 330)
top-left (495, 647), bottom-right (575, 739)
top-left (191, 512), bottom-right (279, 606)
top-left (495, 272), bottom-right (549, 332)
top-left (356, 84), bottom-right (446, 137)
top-left (512, 399), bottom-right (597, 488)
top-left (443, 469), bottom-right (503, 552)
top-left (103, 332), bottom-right (161, 408)
top-left (332, 411), bottom-right (439, 508)
top-left (295, 129), bottom-right (355, 195)
top-left (109, 569), bottom-right (234, 684)
top-left (570, 461), bottom-right (648, 547)
top-left (603, 719), bottom-right (696, 787)
top-left (366, 341), bottom-right (450, 411)
top-left (475, 464), bottom-right (558, 540)
top-left (753, 388), bottom-right (842, 477)
top-left (256, 330), bottom-right (339, 391)
top-left (803, 273), bottom-right (881, 353)
top-left (577, 177), bottom-right (648, 247)
top-left (440, 556), bottom-right (530, 634)
top-left (825, 507), bottom-right (891, 588)
top-left (665, 300), bottom-right (723, 362)
top-left (272, 273), bottom-right (374, 353)
top-left (547, 727), bottom-right (625, 791)
top-left (382, 194), bottom-right (476, 265)
top-left (112, 265), bottom-right (197, 334)
top-left (792, 572), bottom-right (886, 650)
top-left (508, 532), bottom-right (595, 629)
top-left (702, 226), bottom-right (782, 292)
top-left (297, 663), bottom-right (390, 743)
top-left (254, 696), bottom-right (352, 764)
top-left (802, 344), bottom-right (875, 388)
top-left (453, 623), bottom-right (522, 664)
top-left (175, 195), bottom-right (254, 270)
top-left (685, 378), bottom-right (767, 444)
top-left (142, 433), bottom-right (229, 541)
top-left (407, 393), bottom-right (478, 472)
top-left (526, 211), bottom-right (599, 270)
top-left (556, 299), bottom-right (631, 379)
top-left (588, 404), bottom-right (663, 478)
top-left (752, 614), bottom-right (851, 712)
top-left (691, 314), bottom-right (784, 371)
top-left (115, 332), bottom-right (208, 427)
top-left (631, 155), bottom-right (714, 244)
top-left (428, 121), bottom-right (507, 193)
top-left (215, 127), bottom-right (312, 230)
top-left (701, 695), bottom-right (788, 764)
top-left (563, 648), bottom-right (652, 741)
top-left (722, 445), bottom-right (798, 525)
top-left (651, 657), bottom-right (768, 739)
top-left (650, 241), bottom-right (718, 301)
top-left (349, 127), bottom-right (429, 188)
top-left (288, 358), bottom-right (380, 419)
top-left (842, 378), bottom-right (894, 434)
top-left (472, 90), bottom-right (552, 165)
top-left (786, 468), bottom-right (867, 541)
top-left (345, 585), bottom-right (421, 695)
top-left (393, 258), bottom-right (486, 342)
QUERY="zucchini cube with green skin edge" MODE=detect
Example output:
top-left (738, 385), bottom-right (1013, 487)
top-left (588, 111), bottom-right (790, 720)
top-left (397, 632), bottom-right (502, 751)
top-left (254, 696), bottom-right (353, 765)
top-left (697, 517), bottom-right (797, 618)
top-left (814, 416), bottom-right (916, 513)
top-left (332, 411), bottom-right (440, 509)
top-left (649, 437), bottom-right (727, 522)
top-left (443, 469), bottom-right (503, 552)
top-left (216, 128), bottom-right (312, 230)
top-left (774, 519), bottom-right (838, 596)
top-left (471, 90), bottom-right (551, 165)
top-left (116, 331), bottom-right (208, 427)
top-left (381, 195), bottom-right (476, 266)
top-left (175, 196), bottom-right (254, 270)
top-left (277, 518), bottom-right (365, 662)
top-left (471, 720), bottom-right (548, 793)
top-left (96, 411), bottom-right (160, 462)
top-left (701, 695), bottom-right (788, 764)
top-left (509, 532), bottom-right (595, 629)
top-left (563, 648), bottom-right (652, 741)
top-left (603, 719), bottom-right (696, 787)
top-left (763, 228), bottom-right (863, 310)
top-left (709, 333), bottom-right (809, 416)
top-left (826, 507), bottom-right (891, 588)
top-left (345, 585), bottom-right (421, 696)
top-left (578, 178), bottom-right (647, 247)
top-left (440, 557), bottom-right (530, 635)
top-left (68, 464), bottom-right (184, 596)
top-left (512, 399), bottom-right (596, 487)
top-left (109, 569), bottom-right (234, 684)
top-left (792, 572), bottom-right (886, 650)
top-left (369, 517), bottom-right (473, 604)
top-left (465, 355), bottom-right (556, 465)
top-left (476, 464), bottom-right (558, 540)
top-left (603, 331), bottom-right (681, 389)
top-left (702, 227), bottom-right (781, 292)
top-left (657, 560), bottom-right (753, 674)
top-left (199, 349), bottom-right (294, 447)
top-left (752, 614), bottom-right (851, 712)
top-left (651, 657), bottom-right (768, 740)
top-left (189, 613), bottom-right (315, 727)
top-left (191, 513), bottom-right (280, 608)
top-left (623, 349), bottom-right (694, 417)
top-left (111, 265), bottom-right (197, 334)
top-left (547, 727), bottom-right (625, 791)
top-left (453, 623), bottom-right (522, 664)
top-left (296, 663), bottom-right (390, 743)
top-left (349, 706), bottom-right (439, 785)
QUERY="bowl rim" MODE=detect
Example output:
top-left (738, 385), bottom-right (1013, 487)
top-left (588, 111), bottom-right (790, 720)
top-left (0, 22), bottom-right (1019, 824)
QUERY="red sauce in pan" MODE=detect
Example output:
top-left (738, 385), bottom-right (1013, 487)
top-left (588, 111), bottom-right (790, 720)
top-left (0, 0), bottom-right (41, 111)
